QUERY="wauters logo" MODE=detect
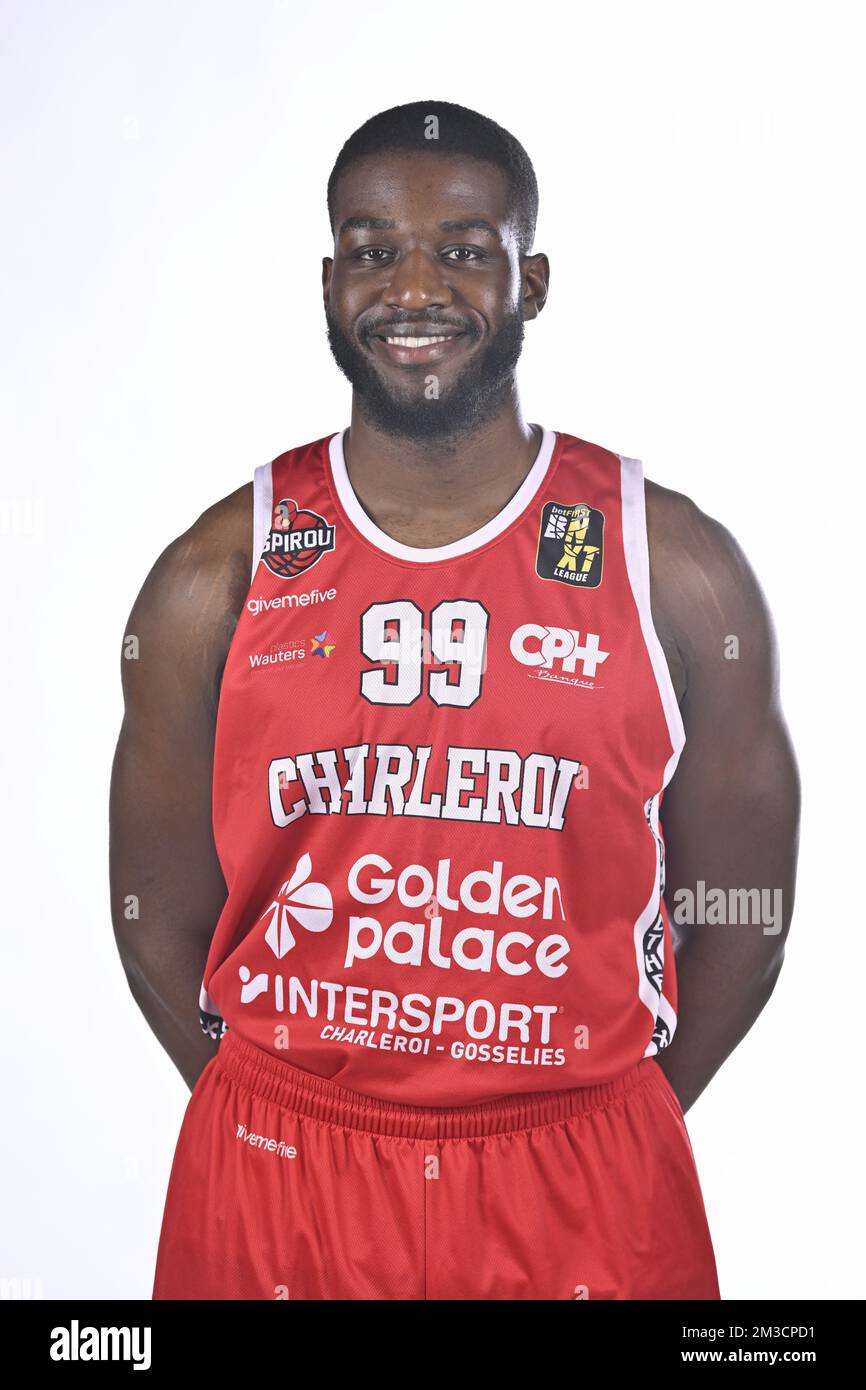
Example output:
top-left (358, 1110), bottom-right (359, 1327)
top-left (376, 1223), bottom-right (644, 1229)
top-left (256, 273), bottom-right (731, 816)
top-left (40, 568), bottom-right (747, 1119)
top-left (536, 501), bottom-right (604, 588)
top-left (261, 853), bottom-right (333, 957)
top-left (310, 628), bottom-right (336, 658)
top-left (263, 497), bottom-right (336, 579)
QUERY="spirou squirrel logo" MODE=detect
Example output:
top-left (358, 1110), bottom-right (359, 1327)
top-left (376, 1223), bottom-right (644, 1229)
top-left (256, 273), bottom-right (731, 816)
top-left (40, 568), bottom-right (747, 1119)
top-left (262, 497), bottom-right (336, 579)
top-left (536, 501), bottom-right (604, 588)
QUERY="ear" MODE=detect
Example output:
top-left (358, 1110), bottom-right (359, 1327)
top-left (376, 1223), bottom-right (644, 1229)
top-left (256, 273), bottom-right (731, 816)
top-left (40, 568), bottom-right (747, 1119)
top-left (520, 251), bottom-right (550, 321)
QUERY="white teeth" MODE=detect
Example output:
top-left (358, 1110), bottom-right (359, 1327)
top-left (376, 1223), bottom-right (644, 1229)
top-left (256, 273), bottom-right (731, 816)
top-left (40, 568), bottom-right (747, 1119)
top-left (383, 335), bottom-right (452, 347)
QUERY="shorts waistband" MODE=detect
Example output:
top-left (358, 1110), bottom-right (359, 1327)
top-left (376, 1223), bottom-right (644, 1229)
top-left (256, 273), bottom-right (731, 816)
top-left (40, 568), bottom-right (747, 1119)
top-left (214, 1030), bottom-right (661, 1140)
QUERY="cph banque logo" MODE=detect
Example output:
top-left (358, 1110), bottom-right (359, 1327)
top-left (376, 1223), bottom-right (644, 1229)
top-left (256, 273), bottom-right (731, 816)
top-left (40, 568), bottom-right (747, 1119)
top-left (260, 853), bottom-right (333, 957)
top-left (510, 623), bottom-right (609, 684)
top-left (262, 497), bottom-right (336, 579)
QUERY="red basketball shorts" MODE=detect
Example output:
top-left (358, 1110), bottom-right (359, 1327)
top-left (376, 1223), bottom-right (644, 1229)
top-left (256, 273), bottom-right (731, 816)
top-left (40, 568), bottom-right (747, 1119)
top-left (152, 1031), bottom-right (720, 1300)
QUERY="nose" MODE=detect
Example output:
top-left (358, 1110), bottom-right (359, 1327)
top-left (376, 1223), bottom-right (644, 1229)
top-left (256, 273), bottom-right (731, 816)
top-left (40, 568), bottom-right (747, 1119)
top-left (382, 245), bottom-right (453, 313)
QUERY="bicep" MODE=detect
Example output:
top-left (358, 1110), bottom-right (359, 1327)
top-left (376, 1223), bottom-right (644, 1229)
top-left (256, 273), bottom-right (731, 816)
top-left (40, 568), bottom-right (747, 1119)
top-left (109, 711), bottom-right (228, 963)
top-left (655, 503), bottom-right (800, 940)
top-left (663, 702), bottom-right (800, 930)
top-left (109, 540), bottom-right (237, 978)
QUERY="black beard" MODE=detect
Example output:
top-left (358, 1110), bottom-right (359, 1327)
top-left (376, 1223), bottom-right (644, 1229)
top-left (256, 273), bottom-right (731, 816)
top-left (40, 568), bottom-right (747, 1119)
top-left (324, 307), bottom-right (526, 443)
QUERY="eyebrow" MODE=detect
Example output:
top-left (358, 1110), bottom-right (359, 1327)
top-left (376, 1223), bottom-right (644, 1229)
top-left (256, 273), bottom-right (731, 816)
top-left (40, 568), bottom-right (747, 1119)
top-left (438, 218), bottom-right (500, 237)
top-left (338, 216), bottom-right (501, 238)
top-left (338, 217), bottom-right (396, 234)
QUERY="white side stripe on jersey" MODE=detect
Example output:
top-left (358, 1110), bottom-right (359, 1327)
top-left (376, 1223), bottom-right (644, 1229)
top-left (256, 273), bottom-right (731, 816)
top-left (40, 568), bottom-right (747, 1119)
top-left (619, 454), bottom-right (685, 1054)
top-left (618, 454), bottom-right (686, 769)
top-left (252, 460), bottom-right (274, 583)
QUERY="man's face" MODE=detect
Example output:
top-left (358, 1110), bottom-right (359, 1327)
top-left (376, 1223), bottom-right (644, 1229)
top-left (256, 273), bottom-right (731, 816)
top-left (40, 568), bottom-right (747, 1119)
top-left (323, 153), bottom-right (542, 440)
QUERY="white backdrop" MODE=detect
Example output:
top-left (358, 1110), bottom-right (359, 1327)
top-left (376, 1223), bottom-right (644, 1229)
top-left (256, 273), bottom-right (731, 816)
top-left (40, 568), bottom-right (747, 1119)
top-left (1, 0), bottom-right (863, 1299)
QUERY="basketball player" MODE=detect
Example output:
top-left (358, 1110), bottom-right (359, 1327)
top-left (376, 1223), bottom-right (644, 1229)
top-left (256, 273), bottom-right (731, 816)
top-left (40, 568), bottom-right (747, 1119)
top-left (110, 102), bottom-right (800, 1301)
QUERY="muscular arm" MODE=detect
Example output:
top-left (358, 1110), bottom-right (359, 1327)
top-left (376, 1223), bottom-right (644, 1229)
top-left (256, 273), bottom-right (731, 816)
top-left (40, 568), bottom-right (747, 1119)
top-left (109, 485), bottom-right (251, 1091)
top-left (646, 483), bottom-right (800, 1113)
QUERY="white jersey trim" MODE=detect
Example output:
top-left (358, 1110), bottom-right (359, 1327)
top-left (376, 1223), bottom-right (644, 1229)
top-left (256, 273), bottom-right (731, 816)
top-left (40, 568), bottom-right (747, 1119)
top-left (327, 426), bottom-right (557, 563)
top-left (619, 455), bottom-right (686, 771)
top-left (252, 461), bottom-right (274, 584)
top-left (635, 791), bottom-right (678, 1056)
top-left (620, 454), bottom-right (684, 1056)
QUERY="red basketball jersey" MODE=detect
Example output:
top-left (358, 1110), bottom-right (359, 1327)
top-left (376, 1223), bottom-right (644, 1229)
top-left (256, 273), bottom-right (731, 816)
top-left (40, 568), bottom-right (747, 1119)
top-left (199, 427), bottom-right (684, 1105)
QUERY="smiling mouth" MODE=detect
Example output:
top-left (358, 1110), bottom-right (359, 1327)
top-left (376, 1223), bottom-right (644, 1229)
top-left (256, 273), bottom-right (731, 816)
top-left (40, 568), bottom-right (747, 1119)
top-left (379, 333), bottom-right (459, 347)
top-left (369, 329), bottom-right (471, 365)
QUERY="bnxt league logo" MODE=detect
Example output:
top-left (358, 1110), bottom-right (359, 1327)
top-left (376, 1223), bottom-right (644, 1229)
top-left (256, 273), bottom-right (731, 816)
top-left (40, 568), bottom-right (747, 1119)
top-left (536, 501), bottom-right (604, 588)
top-left (262, 497), bottom-right (336, 579)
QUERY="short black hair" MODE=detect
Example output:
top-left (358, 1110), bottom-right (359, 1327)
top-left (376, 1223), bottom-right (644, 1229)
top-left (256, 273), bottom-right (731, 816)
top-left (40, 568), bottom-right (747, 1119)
top-left (327, 101), bottom-right (539, 256)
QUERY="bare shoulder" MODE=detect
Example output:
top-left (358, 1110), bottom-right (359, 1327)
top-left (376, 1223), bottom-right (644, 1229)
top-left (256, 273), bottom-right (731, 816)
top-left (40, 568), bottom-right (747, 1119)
top-left (121, 482), bottom-right (253, 718)
top-left (132, 480), bottom-right (252, 631)
top-left (644, 477), bottom-right (779, 700)
top-left (646, 478), bottom-right (753, 584)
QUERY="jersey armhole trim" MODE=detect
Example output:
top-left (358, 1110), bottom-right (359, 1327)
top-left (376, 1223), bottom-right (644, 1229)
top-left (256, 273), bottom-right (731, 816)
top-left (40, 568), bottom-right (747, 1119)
top-left (619, 454), bottom-right (686, 781)
top-left (252, 461), bottom-right (274, 584)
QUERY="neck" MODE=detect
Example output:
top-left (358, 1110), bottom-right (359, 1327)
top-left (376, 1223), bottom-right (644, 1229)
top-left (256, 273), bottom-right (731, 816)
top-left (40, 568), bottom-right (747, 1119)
top-left (342, 397), bottom-right (542, 541)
